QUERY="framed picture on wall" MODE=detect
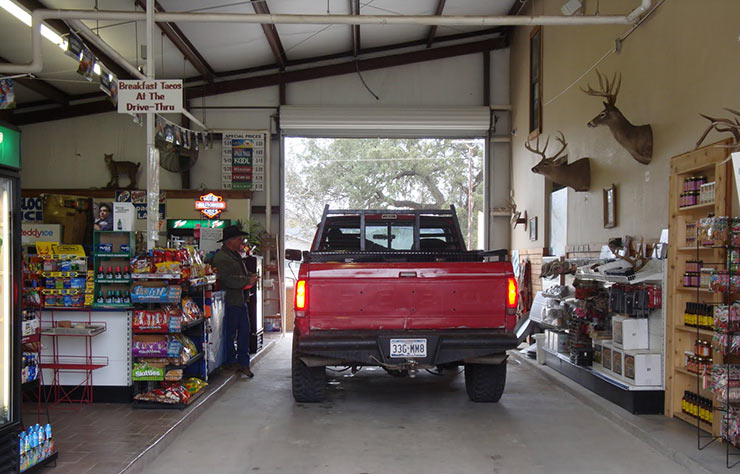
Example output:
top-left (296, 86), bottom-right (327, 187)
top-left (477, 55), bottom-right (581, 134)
top-left (603, 185), bottom-right (617, 228)
top-left (529, 216), bottom-right (537, 241)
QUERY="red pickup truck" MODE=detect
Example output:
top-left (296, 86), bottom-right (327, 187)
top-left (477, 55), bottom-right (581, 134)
top-left (285, 206), bottom-right (518, 403)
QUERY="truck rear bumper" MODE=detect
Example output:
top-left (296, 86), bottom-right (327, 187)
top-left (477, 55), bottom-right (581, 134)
top-left (296, 329), bottom-right (518, 367)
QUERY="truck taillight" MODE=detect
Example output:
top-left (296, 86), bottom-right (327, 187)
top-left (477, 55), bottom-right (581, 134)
top-left (506, 277), bottom-right (518, 315)
top-left (295, 280), bottom-right (307, 311)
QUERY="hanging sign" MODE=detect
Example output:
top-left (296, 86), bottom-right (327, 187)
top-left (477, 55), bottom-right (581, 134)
top-left (221, 131), bottom-right (265, 191)
top-left (195, 193), bottom-right (226, 219)
top-left (117, 80), bottom-right (183, 114)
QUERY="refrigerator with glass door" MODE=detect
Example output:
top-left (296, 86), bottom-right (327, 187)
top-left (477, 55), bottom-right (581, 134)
top-left (0, 122), bottom-right (22, 473)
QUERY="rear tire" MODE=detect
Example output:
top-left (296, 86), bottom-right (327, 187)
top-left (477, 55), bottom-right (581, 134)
top-left (292, 334), bottom-right (327, 403)
top-left (464, 361), bottom-right (506, 402)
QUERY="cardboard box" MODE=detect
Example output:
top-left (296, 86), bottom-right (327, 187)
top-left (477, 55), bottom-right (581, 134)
top-left (612, 315), bottom-right (649, 350)
top-left (612, 346), bottom-right (624, 376)
top-left (603, 345), bottom-right (612, 370)
top-left (623, 350), bottom-right (662, 386)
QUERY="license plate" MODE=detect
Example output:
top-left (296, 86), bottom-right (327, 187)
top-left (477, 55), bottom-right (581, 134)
top-left (390, 338), bottom-right (427, 358)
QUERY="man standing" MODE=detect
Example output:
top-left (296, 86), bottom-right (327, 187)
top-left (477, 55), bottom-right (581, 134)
top-left (211, 225), bottom-right (258, 377)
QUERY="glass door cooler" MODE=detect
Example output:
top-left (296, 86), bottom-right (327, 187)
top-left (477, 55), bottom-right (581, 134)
top-left (0, 122), bottom-right (22, 473)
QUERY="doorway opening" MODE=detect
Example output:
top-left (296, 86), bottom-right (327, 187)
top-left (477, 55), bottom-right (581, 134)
top-left (283, 137), bottom-right (486, 254)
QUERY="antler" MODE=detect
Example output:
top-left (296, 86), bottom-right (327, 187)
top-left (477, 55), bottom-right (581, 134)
top-left (551, 131), bottom-right (568, 160)
top-left (580, 70), bottom-right (621, 106)
top-left (696, 109), bottom-right (740, 151)
top-left (524, 134), bottom-right (551, 161)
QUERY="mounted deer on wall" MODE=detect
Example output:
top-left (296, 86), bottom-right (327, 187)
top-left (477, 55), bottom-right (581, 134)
top-left (695, 108), bottom-right (740, 153)
top-left (526, 131), bottom-right (591, 192)
top-left (582, 70), bottom-right (653, 165)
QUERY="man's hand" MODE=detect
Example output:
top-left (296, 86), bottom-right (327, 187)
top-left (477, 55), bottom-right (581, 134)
top-left (243, 273), bottom-right (258, 289)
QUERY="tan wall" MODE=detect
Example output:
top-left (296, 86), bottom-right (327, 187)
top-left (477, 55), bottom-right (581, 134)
top-left (510, 0), bottom-right (740, 251)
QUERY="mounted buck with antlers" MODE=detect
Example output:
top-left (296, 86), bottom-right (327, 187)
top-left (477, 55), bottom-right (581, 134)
top-left (526, 131), bottom-right (591, 192)
top-left (695, 108), bottom-right (740, 153)
top-left (582, 70), bottom-right (653, 165)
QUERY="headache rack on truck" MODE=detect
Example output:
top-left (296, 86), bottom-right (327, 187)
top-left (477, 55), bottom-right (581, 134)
top-left (305, 205), bottom-right (509, 263)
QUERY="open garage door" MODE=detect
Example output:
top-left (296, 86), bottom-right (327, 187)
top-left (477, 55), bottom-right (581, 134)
top-left (279, 106), bottom-right (491, 138)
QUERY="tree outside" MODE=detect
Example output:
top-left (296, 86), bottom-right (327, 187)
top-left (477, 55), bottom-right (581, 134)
top-left (284, 137), bottom-right (485, 250)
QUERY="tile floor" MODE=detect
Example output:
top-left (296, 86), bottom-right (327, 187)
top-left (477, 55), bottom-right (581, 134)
top-left (22, 332), bottom-right (281, 474)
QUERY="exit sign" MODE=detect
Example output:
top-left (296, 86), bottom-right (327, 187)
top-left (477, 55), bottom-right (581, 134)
top-left (0, 125), bottom-right (20, 170)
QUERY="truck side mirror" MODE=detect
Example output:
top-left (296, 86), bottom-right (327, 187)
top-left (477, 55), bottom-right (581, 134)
top-left (285, 249), bottom-right (302, 261)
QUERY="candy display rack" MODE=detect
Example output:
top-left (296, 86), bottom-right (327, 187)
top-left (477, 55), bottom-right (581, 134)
top-left (93, 231), bottom-right (134, 310)
top-left (130, 248), bottom-right (213, 409)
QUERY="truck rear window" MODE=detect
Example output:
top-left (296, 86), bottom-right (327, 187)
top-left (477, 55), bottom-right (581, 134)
top-left (319, 217), bottom-right (461, 251)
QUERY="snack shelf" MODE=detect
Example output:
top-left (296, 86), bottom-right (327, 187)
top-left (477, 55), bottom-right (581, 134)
top-left (166, 351), bottom-right (203, 370)
top-left (188, 275), bottom-right (217, 287)
top-left (130, 297), bottom-right (181, 304)
top-left (41, 271), bottom-right (85, 277)
top-left (41, 289), bottom-right (84, 295)
top-left (132, 386), bottom-right (206, 410)
top-left (93, 303), bottom-right (133, 309)
top-left (21, 451), bottom-right (58, 473)
top-left (133, 317), bottom-right (205, 334)
top-left (132, 273), bottom-right (183, 280)
top-left (21, 377), bottom-right (40, 386)
top-left (94, 252), bottom-right (131, 258)
top-left (43, 306), bottom-right (88, 311)
top-left (22, 332), bottom-right (41, 344)
top-left (131, 349), bottom-right (170, 358)
top-left (95, 278), bottom-right (132, 284)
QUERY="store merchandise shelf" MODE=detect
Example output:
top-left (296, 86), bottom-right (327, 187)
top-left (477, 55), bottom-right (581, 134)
top-left (166, 351), bottom-right (203, 370)
top-left (94, 252), bottom-right (131, 258)
top-left (95, 278), bottom-right (132, 284)
top-left (43, 306), bottom-right (88, 311)
top-left (41, 326), bottom-right (105, 337)
top-left (40, 355), bottom-right (108, 370)
top-left (133, 386), bottom-right (206, 410)
top-left (674, 411), bottom-right (713, 434)
top-left (21, 451), bottom-right (58, 473)
top-left (131, 297), bottom-right (180, 304)
top-left (188, 275), bottom-right (217, 287)
top-left (132, 273), bottom-right (182, 280)
top-left (675, 366), bottom-right (705, 378)
top-left (41, 288), bottom-right (84, 295)
top-left (574, 271), bottom-right (663, 284)
top-left (41, 271), bottom-right (85, 277)
top-left (21, 377), bottom-right (40, 386)
top-left (678, 202), bottom-right (715, 212)
top-left (22, 333), bottom-right (41, 344)
top-left (134, 317), bottom-right (205, 334)
top-left (93, 303), bottom-right (132, 309)
top-left (678, 246), bottom-right (722, 252)
top-left (676, 287), bottom-right (715, 294)
top-left (675, 324), bottom-right (714, 337)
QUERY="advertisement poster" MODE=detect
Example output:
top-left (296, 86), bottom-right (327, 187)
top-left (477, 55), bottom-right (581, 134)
top-left (113, 202), bottom-right (135, 231)
top-left (21, 224), bottom-right (62, 245)
top-left (93, 202), bottom-right (114, 231)
top-left (0, 79), bottom-right (15, 110)
top-left (77, 47), bottom-right (95, 81)
top-left (115, 190), bottom-right (166, 220)
top-left (221, 131), bottom-right (265, 191)
top-left (21, 197), bottom-right (43, 222)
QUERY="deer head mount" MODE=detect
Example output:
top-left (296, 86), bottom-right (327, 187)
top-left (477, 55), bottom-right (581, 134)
top-left (508, 192), bottom-right (528, 229)
top-left (526, 131), bottom-right (591, 192)
top-left (695, 108), bottom-right (740, 153)
top-left (608, 235), bottom-right (652, 272)
top-left (582, 70), bottom-right (653, 165)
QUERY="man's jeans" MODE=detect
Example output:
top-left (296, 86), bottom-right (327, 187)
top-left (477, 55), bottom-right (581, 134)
top-left (225, 304), bottom-right (251, 367)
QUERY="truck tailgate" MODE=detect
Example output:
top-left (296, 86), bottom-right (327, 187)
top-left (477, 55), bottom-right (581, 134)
top-left (304, 262), bottom-right (512, 331)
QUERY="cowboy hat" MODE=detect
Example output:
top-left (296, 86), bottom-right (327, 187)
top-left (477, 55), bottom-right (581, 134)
top-left (218, 225), bottom-right (249, 242)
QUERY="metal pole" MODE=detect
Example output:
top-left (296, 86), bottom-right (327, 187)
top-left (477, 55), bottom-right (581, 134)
top-left (146, 0), bottom-right (159, 250)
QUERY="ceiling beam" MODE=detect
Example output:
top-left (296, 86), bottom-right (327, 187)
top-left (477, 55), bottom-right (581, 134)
top-left (15, 0), bottom-right (133, 80)
top-left (426, 0), bottom-right (447, 48)
top-left (251, 1), bottom-right (288, 70)
top-left (504, 0), bottom-right (530, 45)
top-left (350, 0), bottom-right (360, 57)
top-left (134, 0), bottom-right (215, 83)
top-left (187, 37), bottom-right (506, 99)
top-left (202, 26), bottom-right (505, 82)
top-left (12, 37), bottom-right (506, 125)
top-left (0, 57), bottom-right (68, 105)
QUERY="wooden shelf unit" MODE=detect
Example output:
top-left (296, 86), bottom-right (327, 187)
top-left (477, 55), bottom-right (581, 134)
top-left (665, 139), bottom-right (732, 437)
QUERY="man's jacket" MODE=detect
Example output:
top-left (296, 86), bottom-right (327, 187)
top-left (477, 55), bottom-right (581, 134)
top-left (211, 246), bottom-right (252, 307)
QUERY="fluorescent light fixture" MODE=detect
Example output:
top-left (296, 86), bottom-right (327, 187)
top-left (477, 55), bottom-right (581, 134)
top-left (93, 62), bottom-right (101, 75)
top-left (0, 0), bottom-right (68, 50)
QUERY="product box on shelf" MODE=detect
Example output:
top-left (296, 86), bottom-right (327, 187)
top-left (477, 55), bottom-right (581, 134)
top-left (612, 346), bottom-right (624, 376)
top-left (132, 334), bottom-right (169, 357)
top-left (603, 345), bottom-right (613, 371)
top-left (612, 315), bottom-right (649, 350)
top-left (545, 329), bottom-right (568, 353)
top-left (131, 281), bottom-right (182, 303)
top-left (623, 350), bottom-right (662, 386)
top-left (132, 361), bottom-right (165, 381)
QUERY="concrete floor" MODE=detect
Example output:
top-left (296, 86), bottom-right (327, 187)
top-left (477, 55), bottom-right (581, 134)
top-left (145, 335), bottom-right (689, 474)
